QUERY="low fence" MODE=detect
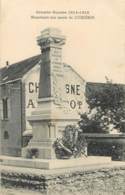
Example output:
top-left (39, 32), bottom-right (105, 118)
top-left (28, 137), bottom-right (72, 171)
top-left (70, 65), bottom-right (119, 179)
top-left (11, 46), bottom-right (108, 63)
top-left (83, 133), bottom-right (125, 161)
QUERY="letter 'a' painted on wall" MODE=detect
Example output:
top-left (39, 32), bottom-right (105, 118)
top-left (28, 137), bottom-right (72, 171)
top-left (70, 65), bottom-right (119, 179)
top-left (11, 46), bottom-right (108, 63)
top-left (24, 65), bottom-right (40, 130)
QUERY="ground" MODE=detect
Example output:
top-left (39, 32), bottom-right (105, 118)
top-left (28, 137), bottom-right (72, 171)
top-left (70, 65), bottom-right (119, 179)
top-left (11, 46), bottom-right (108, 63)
top-left (1, 160), bottom-right (125, 195)
top-left (1, 187), bottom-right (125, 195)
top-left (1, 187), bottom-right (45, 195)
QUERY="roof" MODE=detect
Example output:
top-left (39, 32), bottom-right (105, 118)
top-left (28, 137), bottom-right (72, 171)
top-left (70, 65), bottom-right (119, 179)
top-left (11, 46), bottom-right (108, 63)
top-left (86, 82), bottom-right (125, 99)
top-left (86, 81), bottom-right (125, 88)
top-left (0, 55), bottom-right (41, 84)
top-left (0, 55), bottom-right (85, 85)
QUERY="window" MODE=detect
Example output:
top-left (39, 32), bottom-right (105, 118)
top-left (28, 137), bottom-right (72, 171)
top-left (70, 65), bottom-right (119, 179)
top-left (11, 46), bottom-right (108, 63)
top-left (2, 98), bottom-right (8, 119)
top-left (4, 131), bottom-right (9, 139)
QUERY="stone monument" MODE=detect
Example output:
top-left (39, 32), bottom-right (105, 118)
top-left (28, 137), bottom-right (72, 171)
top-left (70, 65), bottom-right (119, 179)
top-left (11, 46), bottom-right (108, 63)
top-left (22, 28), bottom-right (81, 159)
top-left (1, 28), bottom-right (112, 171)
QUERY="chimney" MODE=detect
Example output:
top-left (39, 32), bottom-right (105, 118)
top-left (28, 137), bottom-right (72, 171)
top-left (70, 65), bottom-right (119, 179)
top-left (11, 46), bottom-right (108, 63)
top-left (6, 61), bottom-right (9, 67)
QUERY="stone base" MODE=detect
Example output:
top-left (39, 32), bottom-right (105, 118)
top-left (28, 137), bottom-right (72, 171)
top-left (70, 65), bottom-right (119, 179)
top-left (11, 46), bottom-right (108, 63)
top-left (1, 159), bottom-right (125, 194)
top-left (22, 145), bottom-right (56, 159)
top-left (1, 155), bottom-right (111, 170)
top-left (24, 110), bottom-right (80, 159)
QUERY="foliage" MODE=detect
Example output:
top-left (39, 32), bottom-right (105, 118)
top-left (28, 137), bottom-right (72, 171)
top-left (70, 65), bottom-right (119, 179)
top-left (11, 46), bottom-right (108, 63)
top-left (79, 110), bottom-right (108, 133)
top-left (86, 83), bottom-right (125, 110)
top-left (54, 125), bottom-right (87, 159)
top-left (80, 82), bottom-right (125, 133)
top-left (26, 148), bottom-right (39, 159)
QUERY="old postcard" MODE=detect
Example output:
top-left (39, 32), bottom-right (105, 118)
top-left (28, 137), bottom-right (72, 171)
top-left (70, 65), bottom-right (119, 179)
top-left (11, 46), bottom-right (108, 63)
top-left (0, 0), bottom-right (125, 195)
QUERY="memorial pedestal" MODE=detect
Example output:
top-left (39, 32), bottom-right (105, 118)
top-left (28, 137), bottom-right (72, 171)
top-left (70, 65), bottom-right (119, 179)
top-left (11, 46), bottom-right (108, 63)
top-left (22, 98), bottom-right (79, 159)
top-left (1, 155), bottom-right (111, 169)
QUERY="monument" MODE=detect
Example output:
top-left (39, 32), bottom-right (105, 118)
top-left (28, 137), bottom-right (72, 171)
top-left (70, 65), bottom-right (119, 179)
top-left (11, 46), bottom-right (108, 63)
top-left (22, 28), bottom-right (84, 159)
top-left (1, 28), bottom-right (111, 170)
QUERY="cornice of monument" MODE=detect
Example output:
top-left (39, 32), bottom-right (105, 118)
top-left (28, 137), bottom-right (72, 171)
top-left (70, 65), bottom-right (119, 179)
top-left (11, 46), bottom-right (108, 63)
top-left (37, 27), bottom-right (66, 49)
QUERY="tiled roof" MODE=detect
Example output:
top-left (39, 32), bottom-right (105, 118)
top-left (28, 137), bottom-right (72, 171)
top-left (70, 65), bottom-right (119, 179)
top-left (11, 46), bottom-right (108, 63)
top-left (0, 55), bottom-right (41, 84)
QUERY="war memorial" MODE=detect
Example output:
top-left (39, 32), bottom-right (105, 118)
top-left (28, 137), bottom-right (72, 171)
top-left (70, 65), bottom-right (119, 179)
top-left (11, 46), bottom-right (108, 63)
top-left (0, 28), bottom-right (125, 194)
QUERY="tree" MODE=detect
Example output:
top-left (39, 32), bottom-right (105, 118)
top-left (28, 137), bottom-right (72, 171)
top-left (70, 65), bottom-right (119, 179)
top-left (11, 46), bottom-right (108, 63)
top-left (79, 81), bottom-right (125, 133)
top-left (86, 82), bottom-right (125, 110)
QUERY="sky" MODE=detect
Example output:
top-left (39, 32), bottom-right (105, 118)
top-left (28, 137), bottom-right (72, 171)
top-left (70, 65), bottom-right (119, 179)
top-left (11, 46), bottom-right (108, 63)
top-left (1, 0), bottom-right (125, 83)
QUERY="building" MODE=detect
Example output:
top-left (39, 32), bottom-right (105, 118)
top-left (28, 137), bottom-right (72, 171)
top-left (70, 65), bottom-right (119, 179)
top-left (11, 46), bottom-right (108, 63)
top-left (0, 54), bottom-right (87, 156)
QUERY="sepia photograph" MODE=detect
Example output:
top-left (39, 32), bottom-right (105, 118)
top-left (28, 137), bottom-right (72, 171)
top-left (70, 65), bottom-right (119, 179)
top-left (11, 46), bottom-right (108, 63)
top-left (0, 0), bottom-right (125, 194)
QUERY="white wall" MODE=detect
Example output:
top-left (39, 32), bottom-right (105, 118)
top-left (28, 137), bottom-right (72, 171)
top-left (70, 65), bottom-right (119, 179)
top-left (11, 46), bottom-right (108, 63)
top-left (23, 64), bottom-right (40, 130)
top-left (23, 63), bottom-right (88, 131)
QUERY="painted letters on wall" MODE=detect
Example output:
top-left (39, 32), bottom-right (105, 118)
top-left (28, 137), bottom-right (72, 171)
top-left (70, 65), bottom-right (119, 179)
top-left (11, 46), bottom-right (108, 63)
top-left (24, 64), bottom-right (87, 130)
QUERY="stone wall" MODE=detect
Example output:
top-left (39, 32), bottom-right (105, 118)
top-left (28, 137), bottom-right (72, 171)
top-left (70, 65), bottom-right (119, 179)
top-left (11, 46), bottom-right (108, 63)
top-left (1, 165), bottom-right (125, 195)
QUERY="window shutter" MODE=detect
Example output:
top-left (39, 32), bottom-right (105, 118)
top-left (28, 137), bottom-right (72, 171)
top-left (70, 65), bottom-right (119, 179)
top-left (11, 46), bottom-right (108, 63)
top-left (8, 98), bottom-right (11, 119)
top-left (0, 99), bottom-right (3, 120)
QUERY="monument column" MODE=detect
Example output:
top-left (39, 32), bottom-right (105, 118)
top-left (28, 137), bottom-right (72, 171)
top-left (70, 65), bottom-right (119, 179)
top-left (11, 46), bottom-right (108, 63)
top-left (37, 28), bottom-right (65, 100)
top-left (22, 28), bottom-right (67, 159)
